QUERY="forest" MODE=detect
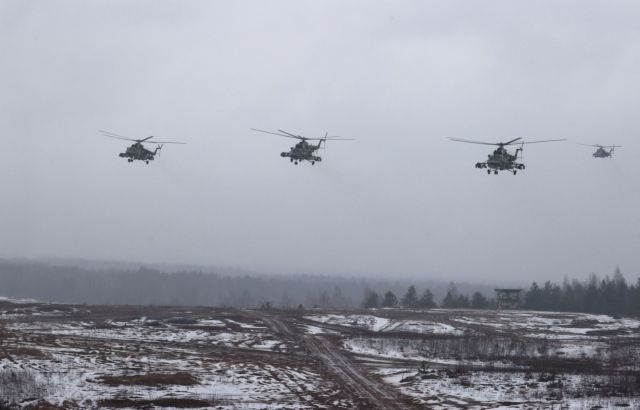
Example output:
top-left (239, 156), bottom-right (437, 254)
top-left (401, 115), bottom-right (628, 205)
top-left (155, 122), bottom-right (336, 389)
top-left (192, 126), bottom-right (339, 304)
top-left (0, 259), bottom-right (637, 316)
top-left (364, 267), bottom-right (640, 316)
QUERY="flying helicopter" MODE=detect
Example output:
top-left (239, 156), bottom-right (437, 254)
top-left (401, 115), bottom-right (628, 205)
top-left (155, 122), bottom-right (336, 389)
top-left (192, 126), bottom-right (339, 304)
top-left (579, 144), bottom-right (621, 158)
top-left (251, 129), bottom-right (353, 165)
top-left (450, 137), bottom-right (566, 175)
top-left (100, 130), bottom-right (186, 164)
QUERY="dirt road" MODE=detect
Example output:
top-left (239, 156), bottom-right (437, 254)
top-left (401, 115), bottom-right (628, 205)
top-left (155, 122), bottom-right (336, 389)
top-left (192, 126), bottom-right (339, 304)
top-left (260, 313), bottom-right (413, 410)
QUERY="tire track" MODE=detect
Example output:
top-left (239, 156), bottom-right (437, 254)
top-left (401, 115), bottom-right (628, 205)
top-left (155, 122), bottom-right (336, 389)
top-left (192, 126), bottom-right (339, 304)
top-left (260, 314), bottom-right (413, 410)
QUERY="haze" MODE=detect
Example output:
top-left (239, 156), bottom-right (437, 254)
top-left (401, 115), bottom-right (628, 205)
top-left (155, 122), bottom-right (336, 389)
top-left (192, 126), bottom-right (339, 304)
top-left (1, 1), bottom-right (639, 282)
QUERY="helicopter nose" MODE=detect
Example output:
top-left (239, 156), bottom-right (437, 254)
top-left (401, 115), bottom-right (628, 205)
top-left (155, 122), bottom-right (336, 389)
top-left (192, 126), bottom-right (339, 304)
top-left (118, 153), bottom-right (126, 158)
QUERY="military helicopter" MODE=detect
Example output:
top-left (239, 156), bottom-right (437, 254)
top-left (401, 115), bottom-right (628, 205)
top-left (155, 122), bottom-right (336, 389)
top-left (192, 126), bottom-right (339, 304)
top-left (579, 143), bottom-right (621, 158)
top-left (450, 137), bottom-right (566, 175)
top-left (251, 129), bottom-right (353, 165)
top-left (101, 130), bottom-right (186, 164)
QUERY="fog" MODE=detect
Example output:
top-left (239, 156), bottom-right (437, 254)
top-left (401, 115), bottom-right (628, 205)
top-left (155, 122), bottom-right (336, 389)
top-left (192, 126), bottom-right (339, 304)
top-left (1, 1), bottom-right (639, 282)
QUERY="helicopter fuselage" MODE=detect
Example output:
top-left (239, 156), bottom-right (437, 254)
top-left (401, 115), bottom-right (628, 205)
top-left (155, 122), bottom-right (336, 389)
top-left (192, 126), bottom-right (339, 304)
top-left (593, 147), bottom-right (613, 158)
top-left (475, 146), bottom-right (525, 175)
top-left (119, 143), bottom-right (160, 164)
top-left (281, 140), bottom-right (322, 165)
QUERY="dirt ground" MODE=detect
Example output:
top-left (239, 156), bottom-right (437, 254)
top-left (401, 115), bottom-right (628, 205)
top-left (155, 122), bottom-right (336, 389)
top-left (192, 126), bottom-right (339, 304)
top-left (1, 300), bottom-right (639, 409)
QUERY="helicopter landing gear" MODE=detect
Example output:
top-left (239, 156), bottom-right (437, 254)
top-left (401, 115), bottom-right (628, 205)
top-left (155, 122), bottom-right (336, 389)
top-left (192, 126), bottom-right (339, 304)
top-left (127, 159), bottom-right (133, 163)
top-left (513, 170), bottom-right (517, 175)
top-left (311, 161), bottom-right (315, 165)
top-left (487, 169), bottom-right (491, 174)
top-left (146, 161), bottom-right (149, 164)
top-left (494, 170), bottom-right (498, 175)
top-left (294, 161), bottom-right (298, 165)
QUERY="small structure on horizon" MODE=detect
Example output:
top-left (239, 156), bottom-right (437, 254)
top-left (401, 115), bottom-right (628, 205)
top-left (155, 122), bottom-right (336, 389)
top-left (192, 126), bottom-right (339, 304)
top-left (494, 288), bottom-right (523, 310)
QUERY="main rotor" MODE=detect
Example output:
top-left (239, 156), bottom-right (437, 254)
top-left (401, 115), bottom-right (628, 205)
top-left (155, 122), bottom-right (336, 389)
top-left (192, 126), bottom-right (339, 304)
top-left (251, 128), bottom-right (354, 142)
top-left (579, 143), bottom-right (621, 149)
top-left (450, 137), bottom-right (566, 147)
top-left (100, 130), bottom-right (186, 145)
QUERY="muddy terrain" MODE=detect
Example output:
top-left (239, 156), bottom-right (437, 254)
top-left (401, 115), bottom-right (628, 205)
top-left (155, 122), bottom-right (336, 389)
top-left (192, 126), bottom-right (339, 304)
top-left (1, 299), bottom-right (639, 409)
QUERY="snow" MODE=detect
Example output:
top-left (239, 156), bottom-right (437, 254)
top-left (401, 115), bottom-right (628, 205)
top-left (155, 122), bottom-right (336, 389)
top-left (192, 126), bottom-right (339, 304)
top-left (451, 311), bottom-right (640, 338)
top-left (305, 314), bottom-right (464, 335)
top-left (198, 319), bottom-right (225, 326)
top-left (0, 308), bottom-right (349, 409)
top-left (378, 368), bottom-right (640, 409)
top-left (304, 325), bottom-right (326, 335)
top-left (2, 301), bottom-right (639, 409)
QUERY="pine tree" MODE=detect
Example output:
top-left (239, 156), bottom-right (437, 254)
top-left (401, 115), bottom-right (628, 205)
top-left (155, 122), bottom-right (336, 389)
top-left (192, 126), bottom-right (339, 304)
top-left (381, 291), bottom-right (398, 308)
top-left (471, 291), bottom-right (488, 309)
top-left (524, 282), bottom-right (543, 310)
top-left (362, 289), bottom-right (380, 309)
top-left (441, 282), bottom-right (458, 309)
top-left (401, 285), bottom-right (419, 309)
top-left (417, 288), bottom-right (437, 309)
top-left (456, 294), bottom-right (470, 308)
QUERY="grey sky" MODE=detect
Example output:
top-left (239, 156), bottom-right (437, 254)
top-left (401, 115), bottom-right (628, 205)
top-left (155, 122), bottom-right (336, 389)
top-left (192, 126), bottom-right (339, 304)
top-left (1, 1), bottom-right (640, 281)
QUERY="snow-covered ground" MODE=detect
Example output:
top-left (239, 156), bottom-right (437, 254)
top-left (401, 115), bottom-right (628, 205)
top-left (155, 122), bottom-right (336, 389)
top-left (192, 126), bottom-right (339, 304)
top-left (327, 309), bottom-right (640, 409)
top-left (450, 310), bottom-right (640, 338)
top-left (0, 302), bottom-right (352, 408)
top-left (1, 300), bottom-right (638, 409)
top-left (305, 314), bottom-right (464, 335)
top-left (378, 367), bottom-right (640, 409)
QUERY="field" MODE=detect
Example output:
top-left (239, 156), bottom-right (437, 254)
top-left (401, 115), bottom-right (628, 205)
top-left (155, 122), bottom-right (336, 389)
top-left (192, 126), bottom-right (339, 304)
top-left (1, 298), bottom-right (639, 409)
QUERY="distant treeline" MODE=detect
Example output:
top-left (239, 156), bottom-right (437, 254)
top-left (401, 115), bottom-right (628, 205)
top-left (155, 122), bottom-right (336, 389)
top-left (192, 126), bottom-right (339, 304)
top-left (363, 267), bottom-right (640, 317)
top-left (2, 259), bottom-right (636, 316)
top-left (523, 268), bottom-right (640, 316)
top-left (0, 259), bottom-right (493, 308)
top-left (361, 283), bottom-right (496, 310)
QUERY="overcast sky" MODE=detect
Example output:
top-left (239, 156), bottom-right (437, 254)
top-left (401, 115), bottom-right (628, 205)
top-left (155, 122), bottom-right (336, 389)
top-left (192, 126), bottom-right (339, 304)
top-left (1, 1), bottom-right (640, 282)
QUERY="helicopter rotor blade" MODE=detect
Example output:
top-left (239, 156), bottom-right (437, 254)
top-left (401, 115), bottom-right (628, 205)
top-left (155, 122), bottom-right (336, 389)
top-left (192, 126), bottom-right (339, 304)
top-left (145, 140), bottom-right (186, 144)
top-left (277, 129), bottom-right (307, 139)
top-left (102, 134), bottom-right (141, 142)
top-left (251, 128), bottom-right (302, 139)
top-left (100, 130), bottom-right (141, 142)
top-left (99, 129), bottom-right (132, 139)
top-left (503, 137), bottom-right (523, 145)
top-left (578, 143), bottom-right (602, 148)
top-left (519, 139), bottom-right (567, 144)
top-left (449, 138), bottom-right (501, 146)
top-left (578, 143), bottom-right (621, 148)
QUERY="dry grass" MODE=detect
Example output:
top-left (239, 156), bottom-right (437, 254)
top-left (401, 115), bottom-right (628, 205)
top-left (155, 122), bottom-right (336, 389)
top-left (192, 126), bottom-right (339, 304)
top-left (98, 372), bottom-right (199, 387)
top-left (98, 397), bottom-right (214, 408)
top-left (7, 347), bottom-right (50, 358)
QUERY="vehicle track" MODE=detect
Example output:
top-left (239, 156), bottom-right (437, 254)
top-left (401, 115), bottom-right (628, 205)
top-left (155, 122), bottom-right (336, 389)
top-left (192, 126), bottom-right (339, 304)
top-left (260, 314), bottom-right (413, 410)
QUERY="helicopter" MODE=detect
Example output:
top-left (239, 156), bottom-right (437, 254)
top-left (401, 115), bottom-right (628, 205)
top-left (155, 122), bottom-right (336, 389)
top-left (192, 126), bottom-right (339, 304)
top-left (251, 129), bottom-right (353, 165)
top-left (100, 130), bottom-right (186, 164)
top-left (579, 144), bottom-right (621, 158)
top-left (450, 137), bottom-right (566, 175)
